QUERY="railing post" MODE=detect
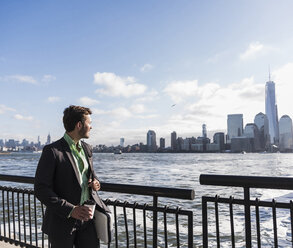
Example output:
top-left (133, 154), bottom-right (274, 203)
top-left (188, 209), bottom-right (193, 247)
top-left (244, 187), bottom-right (251, 248)
top-left (153, 196), bottom-right (158, 248)
top-left (202, 196), bottom-right (208, 248)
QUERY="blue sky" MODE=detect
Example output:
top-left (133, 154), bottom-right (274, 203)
top-left (1, 1), bottom-right (293, 146)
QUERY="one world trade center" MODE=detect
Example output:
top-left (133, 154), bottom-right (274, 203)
top-left (265, 80), bottom-right (279, 145)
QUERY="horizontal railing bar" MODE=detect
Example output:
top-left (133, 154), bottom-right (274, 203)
top-left (200, 174), bottom-right (293, 190)
top-left (101, 182), bottom-right (194, 200)
top-left (203, 196), bottom-right (293, 209)
top-left (0, 186), bottom-right (34, 194)
top-left (105, 199), bottom-right (192, 215)
top-left (0, 174), bottom-right (35, 184)
top-left (0, 174), bottom-right (194, 200)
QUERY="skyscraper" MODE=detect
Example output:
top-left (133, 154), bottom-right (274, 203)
top-left (279, 115), bottom-right (293, 152)
top-left (243, 123), bottom-right (261, 151)
top-left (213, 132), bottom-right (225, 151)
top-left (171, 131), bottom-right (177, 151)
top-left (254, 112), bottom-right (270, 150)
top-left (265, 80), bottom-right (279, 145)
top-left (46, 133), bottom-right (51, 145)
top-left (159, 138), bottom-right (165, 149)
top-left (120, 138), bottom-right (125, 147)
top-left (147, 130), bottom-right (157, 152)
top-left (227, 114), bottom-right (243, 144)
top-left (202, 124), bottom-right (207, 138)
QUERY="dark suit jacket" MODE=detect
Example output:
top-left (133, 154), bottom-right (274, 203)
top-left (34, 137), bottom-right (97, 239)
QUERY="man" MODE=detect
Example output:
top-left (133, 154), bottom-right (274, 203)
top-left (34, 105), bottom-right (100, 248)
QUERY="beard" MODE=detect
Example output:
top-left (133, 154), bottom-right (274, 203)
top-left (78, 125), bottom-right (90, 139)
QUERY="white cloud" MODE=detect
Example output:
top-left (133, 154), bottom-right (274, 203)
top-left (92, 107), bottom-right (132, 119)
top-left (240, 41), bottom-right (265, 60)
top-left (89, 124), bottom-right (148, 145)
top-left (185, 103), bottom-right (215, 116)
top-left (14, 114), bottom-right (33, 121)
top-left (140, 63), bottom-right (153, 72)
top-left (47, 96), bottom-right (60, 103)
top-left (136, 89), bottom-right (159, 102)
top-left (196, 82), bottom-right (220, 99)
top-left (109, 121), bottom-right (121, 128)
top-left (110, 107), bottom-right (132, 118)
top-left (137, 114), bottom-right (158, 119)
top-left (92, 104), bottom-right (157, 122)
top-left (0, 104), bottom-right (15, 114)
top-left (272, 63), bottom-right (293, 118)
top-left (163, 80), bottom-right (198, 103)
top-left (206, 51), bottom-right (229, 64)
top-left (79, 97), bottom-right (100, 106)
top-left (0, 74), bottom-right (57, 84)
top-left (92, 108), bottom-right (107, 115)
top-left (164, 76), bottom-right (265, 131)
top-left (94, 72), bottom-right (147, 98)
top-left (0, 75), bottom-right (37, 84)
top-left (130, 104), bottom-right (145, 114)
top-left (42, 74), bottom-right (56, 82)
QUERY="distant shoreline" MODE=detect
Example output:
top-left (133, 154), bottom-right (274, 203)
top-left (93, 151), bottom-right (289, 154)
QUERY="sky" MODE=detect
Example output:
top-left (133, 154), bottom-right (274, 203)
top-left (1, 0), bottom-right (293, 146)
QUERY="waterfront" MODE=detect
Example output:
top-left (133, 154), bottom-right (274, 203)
top-left (0, 152), bottom-right (293, 247)
top-left (2, 152), bottom-right (292, 196)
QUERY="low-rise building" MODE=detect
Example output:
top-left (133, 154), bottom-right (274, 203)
top-left (231, 137), bottom-right (254, 153)
top-left (206, 143), bottom-right (220, 152)
top-left (191, 143), bottom-right (203, 152)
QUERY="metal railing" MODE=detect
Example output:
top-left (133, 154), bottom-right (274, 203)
top-left (0, 186), bottom-right (45, 248)
top-left (200, 174), bottom-right (293, 248)
top-left (3, 173), bottom-right (293, 247)
top-left (0, 174), bottom-right (194, 248)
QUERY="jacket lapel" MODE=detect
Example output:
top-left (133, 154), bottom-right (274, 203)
top-left (61, 138), bottom-right (82, 186)
top-left (81, 141), bottom-right (94, 178)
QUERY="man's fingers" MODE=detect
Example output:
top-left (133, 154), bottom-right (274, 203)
top-left (72, 206), bottom-right (92, 221)
top-left (88, 179), bottom-right (100, 191)
top-left (80, 206), bottom-right (92, 217)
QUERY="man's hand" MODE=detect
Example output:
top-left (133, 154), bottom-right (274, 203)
top-left (71, 206), bottom-right (92, 221)
top-left (88, 178), bottom-right (100, 191)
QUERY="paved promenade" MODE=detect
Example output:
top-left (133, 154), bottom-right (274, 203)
top-left (0, 241), bottom-right (17, 247)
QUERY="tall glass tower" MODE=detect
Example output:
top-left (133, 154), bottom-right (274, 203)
top-left (147, 130), bottom-right (157, 152)
top-left (227, 114), bottom-right (243, 144)
top-left (279, 115), bottom-right (293, 152)
top-left (254, 112), bottom-right (270, 150)
top-left (265, 81), bottom-right (279, 145)
top-left (171, 131), bottom-right (177, 151)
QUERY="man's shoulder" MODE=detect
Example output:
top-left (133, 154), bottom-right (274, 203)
top-left (81, 140), bottom-right (93, 156)
top-left (81, 140), bottom-right (91, 148)
top-left (43, 138), bottom-right (66, 151)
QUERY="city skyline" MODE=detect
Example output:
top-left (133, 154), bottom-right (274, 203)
top-left (1, 1), bottom-right (293, 146)
top-left (1, 101), bottom-right (291, 150)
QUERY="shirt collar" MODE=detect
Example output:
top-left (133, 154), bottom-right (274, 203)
top-left (64, 133), bottom-right (82, 150)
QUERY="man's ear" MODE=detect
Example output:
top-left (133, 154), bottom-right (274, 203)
top-left (76, 121), bottom-right (82, 130)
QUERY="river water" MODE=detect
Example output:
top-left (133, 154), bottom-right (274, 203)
top-left (0, 152), bottom-right (293, 247)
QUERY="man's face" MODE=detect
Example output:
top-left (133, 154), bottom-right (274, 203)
top-left (79, 114), bottom-right (92, 139)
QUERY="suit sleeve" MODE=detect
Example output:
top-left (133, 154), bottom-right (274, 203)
top-left (34, 145), bottom-right (75, 218)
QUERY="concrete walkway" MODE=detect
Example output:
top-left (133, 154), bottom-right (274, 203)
top-left (0, 241), bottom-right (17, 247)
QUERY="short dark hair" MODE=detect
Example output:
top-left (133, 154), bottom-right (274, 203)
top-left (63, 105), bottom-right (92, 132)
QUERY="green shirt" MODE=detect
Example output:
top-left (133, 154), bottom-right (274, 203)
top-left (64, 133), bottom-right (90, 205)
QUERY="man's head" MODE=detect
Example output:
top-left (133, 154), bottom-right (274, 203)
top-left (63, 105), bottom-right (92, 139)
